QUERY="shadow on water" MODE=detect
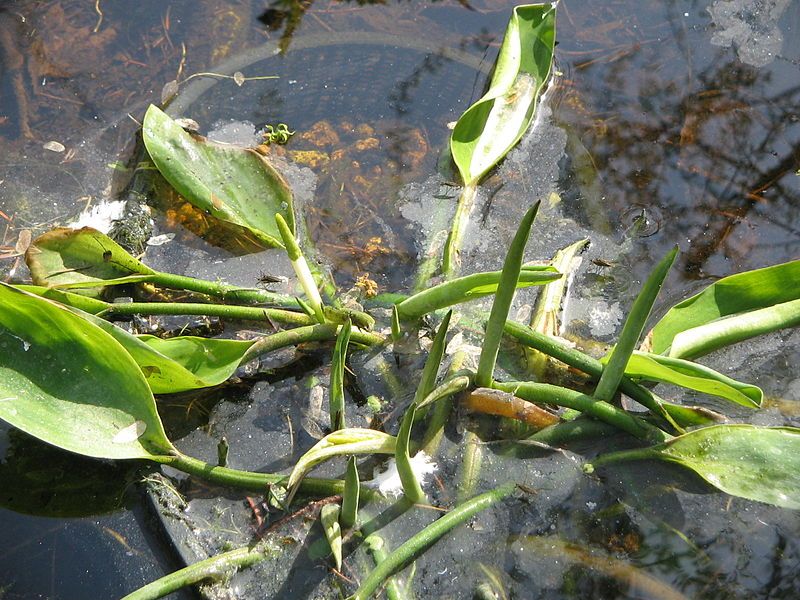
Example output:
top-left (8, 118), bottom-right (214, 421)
top-left (0, 0), bottom-right (799, 598)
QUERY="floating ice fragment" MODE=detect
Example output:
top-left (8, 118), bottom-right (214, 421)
top-left (367, 451), bottom-right (438, 498)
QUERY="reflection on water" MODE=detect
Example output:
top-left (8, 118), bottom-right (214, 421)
top-left (1, 1), bottom-right (799, 598)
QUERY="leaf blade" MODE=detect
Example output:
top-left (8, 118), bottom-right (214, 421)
top-left (142, 104), bottom-right (294, 247)
top-left (0, 284), bottom-right (173, 460)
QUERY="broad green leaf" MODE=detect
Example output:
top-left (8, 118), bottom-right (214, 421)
top-left (668, 298), bottom-right (800, 360)
top-left (70, 309), bottom-right (254, 394)
top-left (617, 351), bottom-right (761, 408)
top-left (0, 284), bottom-right (174, 460)
top-left (450, 4), bottom-right (556, 186)
top-left (396, 266), bottom-right (559, 321)
top-left (477, 202), bottom-right (540, 387)
top-left (286, 429), bottom-right (396, 502)
top-left (594, 247), bottom-right (678, 402)
top-left (589, 425), bottom-right (800, 509)
top-left (137, 335), bottom-right (255, 392)
top-left (24, 229), bottom-right (301, 307)
top-left (25, 227), bottom-right (154, 292)
top-left (143, 104), bottom-right (294, 248)
top-left (330, 319), bottom-right (352, 430)
top-left (649, 260), bottom-right (800, 356)
top-left (320, 503), bottom-right (343, 571)
top-left (14, 284), bottom-right (109, 313)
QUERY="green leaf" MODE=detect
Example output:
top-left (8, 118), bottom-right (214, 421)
top-left (396, 266), bottom-right (559, 321)
top-left (617, 351), bottom-right (761, 408)
top-left (649, 260), bottom-right (800, 357)
top-left (330, 319), bottom-right (352, 430)
top-left (340, 456), bottom-right (360, 530)
top-left (450, 4), bottom-right (556, 186)
top-left (24, 229), bottom-right (301, 307)
top-left (320, 503), bottom-right (343, 571)
top-left (526, 238), bottom-right (589, 379)
top-left (286, 428), bottom-right (396, 503)
top-left (25, 227), bottom-right (155, 293)
top-left (476, 202), bottom-right (540, 387)
top-left (589, 425), bottom-right (800, 509)
top-left (594, 247), bottom-right (678, 402)
top-left (142, 104), bottom-right (294, 248)
top-left (667, 298), bottom-right (800, 360)
top-left (136, 335), bottom-right (254, 392)
top-left (14, 284), bottom-right (110, 313)
top-left (69, 308), bottom-right (254, 394)
top-left (414, 310), bottom-right (452, 405)
top-left (0, 284), bottom-right (174, 460)
top-left (396, 403), bottom-right (425, 503)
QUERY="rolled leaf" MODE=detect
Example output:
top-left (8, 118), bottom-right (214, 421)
top-left (320, 503), bottom-right (343, 571)
top-left (142, 104), bottom-right (294, 248)
top-left (414, 311), bottom-right (452, 406)
top-left (476, 202), bottom-right (540, 387)
top-left (395, 403), bottom-right (425, 503)
top-left (649, 260), bottom-right (800, 356)
top-left (588, 425), bottom-right (800, 509)
top-left (617, 351), bottom-right (761, 408)
top-left (450, 4), bottom-right (556, 186)
top-left (594, 247), bottom-right (678, 402)
top-left (341, 456), bottom-right (360, 530)
top-left (330, 319), bottom-right (352, 430)
top-left (526, 238), bottom-right (588, 378)
top-left (0, 284), bottom-right (174, 460)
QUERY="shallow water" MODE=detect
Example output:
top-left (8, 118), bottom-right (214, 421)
top-left (1, 1), bottom-right (799, 598)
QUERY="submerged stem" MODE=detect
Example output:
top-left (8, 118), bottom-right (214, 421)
top-left (241, 324), bottom-right (384, 364)
top-left (442, 183), bottom-right (478, 279)
top-left (121, 544), bottom-right (272, 600)
top-left (347, 483), bottom-right (515, 600)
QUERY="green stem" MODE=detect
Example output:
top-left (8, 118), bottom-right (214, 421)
top-left (523, 419), bottom-right (621, 447)
top-left (442, 183), bottom-right (478, 278)
top-left (347, 483), bottom-right (515, 600)
top-left (503, 321), bottom-right (681, 433)
top-left (492, 381), bottom-right (670, 443)
top-left (101, 301), bottom-right (316, 326)
top-left (149, 271), bottom-right (298, 308)
top-left (584, 446), bottom-right (663, 473)
top-left (164, 452), bottom-right (355, 497)
top-left (121, 544), bottom-right (272, 600)
top-left (241, 324), bottom-right (384, 364)
top-left (364, 536), bottom-right (412, 600)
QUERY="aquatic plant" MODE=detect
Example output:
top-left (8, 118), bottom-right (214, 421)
top-left (1, 3), bottom-right (799, 599)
